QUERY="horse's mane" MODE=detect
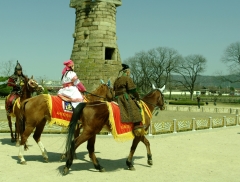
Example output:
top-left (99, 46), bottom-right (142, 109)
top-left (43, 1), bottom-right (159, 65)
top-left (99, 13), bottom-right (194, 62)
top-left (142, 89), bottom-right (158, 98)
top-left (92, 84), bottom-right (106, 94)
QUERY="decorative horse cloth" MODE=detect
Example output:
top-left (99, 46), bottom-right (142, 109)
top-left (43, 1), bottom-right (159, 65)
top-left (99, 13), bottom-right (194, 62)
top-left (106, 100), bottom-right (152, 142)
top-left (44, 94), bottom-right (152, 139)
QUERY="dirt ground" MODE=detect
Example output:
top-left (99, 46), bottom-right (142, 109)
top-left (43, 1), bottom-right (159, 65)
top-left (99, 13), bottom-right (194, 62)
top-left (0, 127), bottom-right (240, 182)
top-left (0, 101), bottom-right (240, 181)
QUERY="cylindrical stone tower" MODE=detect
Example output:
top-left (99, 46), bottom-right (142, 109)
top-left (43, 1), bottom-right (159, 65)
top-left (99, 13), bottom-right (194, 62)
top-left (69, 0), bottom-right (122, 91)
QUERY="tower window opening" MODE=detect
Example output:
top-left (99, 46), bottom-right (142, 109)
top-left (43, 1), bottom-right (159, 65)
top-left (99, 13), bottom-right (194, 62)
top-left (105, 47), bottom-right (115, 60)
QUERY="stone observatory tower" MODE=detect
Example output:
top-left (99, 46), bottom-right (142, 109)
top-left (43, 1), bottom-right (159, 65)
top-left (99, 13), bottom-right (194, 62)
top-left (69, 0), bottom-right (122, 91)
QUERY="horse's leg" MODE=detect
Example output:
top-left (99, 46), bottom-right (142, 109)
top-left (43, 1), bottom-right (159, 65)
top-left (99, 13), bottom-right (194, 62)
top-left (33, 123), bottom-right (48, 162)
top-left (15, 117), bottom-right (20, 146)
top-left (7, 115), bottom-right (15, 142)
top-left (18, 126), bottom-right (35, 164)
top-left (140, 136), bottom-right (153, 165)
top-left (87, 135), bottom-right (105, 172)
top-left (63, 131), bottom-right (93, 175)
top-left (126, 136), bottom-right (141, 170)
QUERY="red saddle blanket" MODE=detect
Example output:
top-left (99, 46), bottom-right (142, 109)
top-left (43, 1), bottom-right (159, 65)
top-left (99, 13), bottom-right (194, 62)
top-left (48, 95), bottom-right (73, 127)
top-left (106, 101), bottom-right (152, 142)
top-left (47, 95), bottom-right (152, 142)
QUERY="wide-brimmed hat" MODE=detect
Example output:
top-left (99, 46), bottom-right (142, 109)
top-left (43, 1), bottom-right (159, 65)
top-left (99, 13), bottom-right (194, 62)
top-left (121, 63), bottom-right (129, 71)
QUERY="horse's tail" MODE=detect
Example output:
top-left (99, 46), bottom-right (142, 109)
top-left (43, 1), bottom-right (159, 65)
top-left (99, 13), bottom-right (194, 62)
top-left (65, 102), bottom-right (86, 160)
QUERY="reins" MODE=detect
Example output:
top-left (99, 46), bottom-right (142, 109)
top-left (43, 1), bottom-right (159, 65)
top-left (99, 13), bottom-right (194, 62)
top-left (85, 91), bottom-right (108, 100)
top-left (86, 102), bottom-right (107, 107)
top-left (85, 85), bottom-right (114, 101)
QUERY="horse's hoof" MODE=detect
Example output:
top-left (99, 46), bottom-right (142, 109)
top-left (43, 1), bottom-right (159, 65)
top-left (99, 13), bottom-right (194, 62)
top-left (148, 160), bottom-right (153, 165)
top-left (60, 154), bottom-right (66, 161)
top-left (126, 160), bottom-right (135, 170)
top-left (99, 167), bottom-right (105, 172)
top-left (62, 166), bottom-right (69, 175)
top-left (128, 166), bottom-right (135, 171)
top-left (20, 161), bottom-right (27, 165)
top-left (11, 138), bottom-right (16, 143)
top-left (94, 164), bottom-right (105, 172)
top-left (44, 158), bottom-right (49, 163)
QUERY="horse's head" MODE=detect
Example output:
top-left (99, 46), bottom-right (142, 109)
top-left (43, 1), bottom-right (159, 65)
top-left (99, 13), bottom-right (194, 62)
top-left (153, 84), bottom-right (165, 110)
top-left (142, 84), bottom-right (165, 110)
top-left (86, 79), bottom-right (114, 102)
top-left (24, 76), bottom-right (44, 94)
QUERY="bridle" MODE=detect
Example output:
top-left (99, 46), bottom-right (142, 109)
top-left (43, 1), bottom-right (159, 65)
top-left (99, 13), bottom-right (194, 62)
top-left (141, 89), bottom-right (164, 109)
top-left (27, 79), bottom-right (39, 92)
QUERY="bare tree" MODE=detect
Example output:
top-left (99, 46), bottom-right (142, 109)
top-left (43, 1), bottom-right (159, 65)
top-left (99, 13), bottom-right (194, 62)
top-left (124, 47), bottom-right (182, 94)
top-left (173, 54), bottom-right (207, 100)
top-left (125, 51), bottom-right (152, 93)
top-left (0, 60), bottom-right (15, 77)
top-left (220, 41), bottom-right (240, 83)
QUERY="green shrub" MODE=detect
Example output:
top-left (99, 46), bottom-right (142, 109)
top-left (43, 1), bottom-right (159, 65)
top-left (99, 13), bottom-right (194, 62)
top-left (0, 87), bottom-right (11, 96)
top-left (169, 100), bottom-right (204, 106)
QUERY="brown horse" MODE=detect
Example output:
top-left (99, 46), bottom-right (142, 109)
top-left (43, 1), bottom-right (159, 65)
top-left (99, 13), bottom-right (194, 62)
top-left (62, 85), bottom-right (165, 175)
top-left (17, 82), bottom-right (114, 164)
top-left (5, 76), bottom-right (43, 143)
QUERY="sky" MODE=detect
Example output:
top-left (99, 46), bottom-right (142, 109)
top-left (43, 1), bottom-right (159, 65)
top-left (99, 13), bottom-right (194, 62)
top-left (0, 0), bottom-right (239, 81)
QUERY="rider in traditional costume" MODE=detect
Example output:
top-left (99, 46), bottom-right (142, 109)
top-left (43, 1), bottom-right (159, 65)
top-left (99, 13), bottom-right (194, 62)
top-left (113, 63), bottom-right (144, 136)
top-left (57, 60), bottom-right (86, 108)
top-left (6, 60), bottom-right (26, 114)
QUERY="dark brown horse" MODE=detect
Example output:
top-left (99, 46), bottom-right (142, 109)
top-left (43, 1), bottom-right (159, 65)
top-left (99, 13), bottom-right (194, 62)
top-left (17, 82), bottom-right (114, 164)
top-left (5, 76), bottom-right (42, 143)
top-left (62, 85), bottom-right (165, 175)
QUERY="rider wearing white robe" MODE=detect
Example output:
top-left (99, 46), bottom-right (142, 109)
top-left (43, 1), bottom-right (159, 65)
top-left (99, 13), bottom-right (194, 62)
top-left (58, 60), bottom-right (86, 108)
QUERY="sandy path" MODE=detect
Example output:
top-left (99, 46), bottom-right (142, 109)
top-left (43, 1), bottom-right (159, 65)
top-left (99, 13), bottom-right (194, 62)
top-left (0, 126), bottom-right (240, 182)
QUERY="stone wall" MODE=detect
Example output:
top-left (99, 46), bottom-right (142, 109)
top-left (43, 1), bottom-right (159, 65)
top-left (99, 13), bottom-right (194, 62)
top-left (70, 0), bottom-right (122, 91)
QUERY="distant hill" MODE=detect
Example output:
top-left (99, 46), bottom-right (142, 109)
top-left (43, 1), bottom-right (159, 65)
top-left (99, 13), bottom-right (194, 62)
top-left (172, 74), bottom-right (240, 89)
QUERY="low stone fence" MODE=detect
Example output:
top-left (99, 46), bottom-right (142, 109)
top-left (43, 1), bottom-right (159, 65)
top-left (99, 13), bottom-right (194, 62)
top-left (0, 104), bottom-right (239, 135)
top-left (164, 105), bottom-right (239, 114)
top-left (150, 115), bottom-right (239, 135)
top-left (147, 105), bottom-right (240, 135)
top-left (1, 115), bottom-right (239, 135)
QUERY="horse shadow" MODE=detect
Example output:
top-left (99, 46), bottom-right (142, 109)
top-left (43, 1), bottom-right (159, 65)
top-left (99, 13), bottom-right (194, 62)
top-left (0, 137), bottom-right (17, 146)
top-left (57, 151), bottom-right (146, 173)
top-left (11, 151), bottom-right (87, 164)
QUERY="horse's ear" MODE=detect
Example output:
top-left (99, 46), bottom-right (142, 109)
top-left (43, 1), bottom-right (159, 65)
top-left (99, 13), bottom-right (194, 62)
top-left (31, 75), bottom-right (33, 79)
top-left (100, 79), bottom-right (105, 84)
top-left (107, 79), bottom-right (111, 87)
top-left (159, 85), bottom-right (165, 92)
top-left (152, 84), bottom-right (156, 89)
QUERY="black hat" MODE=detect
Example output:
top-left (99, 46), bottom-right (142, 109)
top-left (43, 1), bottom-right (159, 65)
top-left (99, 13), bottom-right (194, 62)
top-left (122, 63), bottom-right (129, 71)
top-left (15, 60), bottom-right (22, 71)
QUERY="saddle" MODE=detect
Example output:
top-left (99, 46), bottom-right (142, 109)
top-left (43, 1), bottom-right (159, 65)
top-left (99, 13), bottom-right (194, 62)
top-left (5, 93), bottom-right (20, 115)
